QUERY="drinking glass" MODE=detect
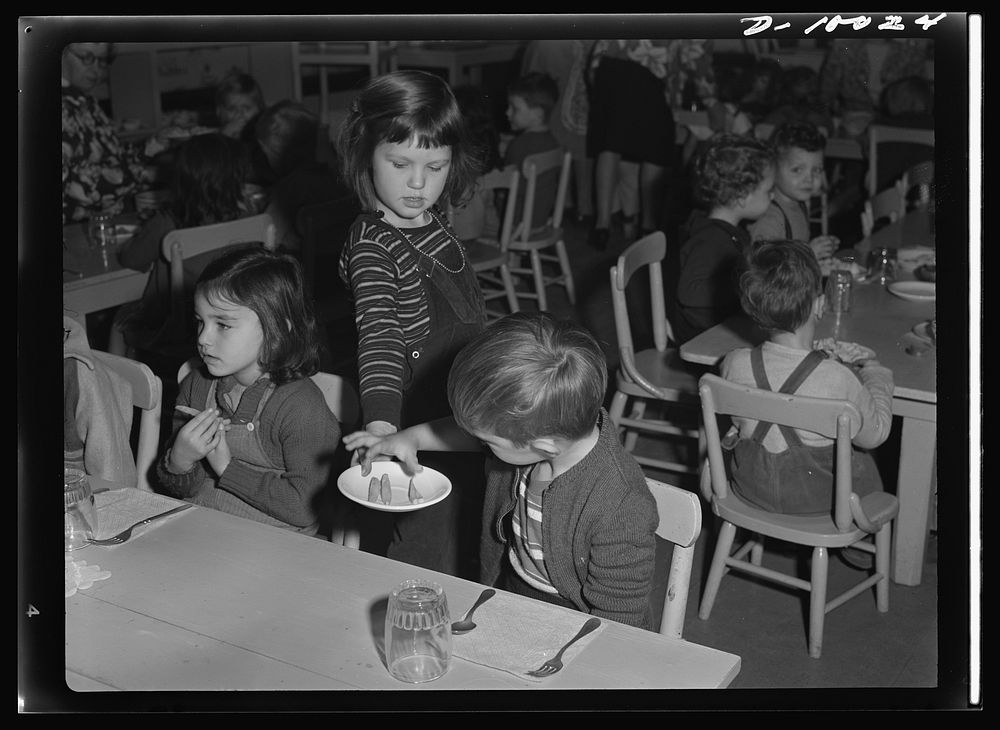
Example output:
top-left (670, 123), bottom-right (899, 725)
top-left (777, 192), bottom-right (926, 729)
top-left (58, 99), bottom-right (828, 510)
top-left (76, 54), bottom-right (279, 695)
top-left (384, 579), bottom-right (452, 683)
top-left (825, 269), bottom-right (852, 314)
top-left (866, 246), bottom-right (897, 285)
top-left (64, 467), bottom-right (97, 551)
top-left (87, 212), bottom-right (115, 250)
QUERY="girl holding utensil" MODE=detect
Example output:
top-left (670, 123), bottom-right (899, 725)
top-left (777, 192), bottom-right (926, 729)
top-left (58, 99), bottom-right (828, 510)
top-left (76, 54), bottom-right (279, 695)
top-left (156, 247), bottom-right (341, 535)
top-left (336, 70), bottom-right (488, 576)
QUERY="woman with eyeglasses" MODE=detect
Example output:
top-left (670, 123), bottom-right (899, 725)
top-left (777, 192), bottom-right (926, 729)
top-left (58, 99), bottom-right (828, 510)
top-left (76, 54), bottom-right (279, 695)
top-left (61, 42), bottom-right (166, 224)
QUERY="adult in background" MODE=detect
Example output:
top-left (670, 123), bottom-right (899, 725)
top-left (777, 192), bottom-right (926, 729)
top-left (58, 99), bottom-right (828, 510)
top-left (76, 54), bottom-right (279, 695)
top-left (586, 40), bottom-right (677, 249)
top-left (61, 42), bottom-right (166, 224)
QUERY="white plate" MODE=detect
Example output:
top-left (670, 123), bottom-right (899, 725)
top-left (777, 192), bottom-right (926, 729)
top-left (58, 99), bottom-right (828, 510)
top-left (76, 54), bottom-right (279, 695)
top-left (887, 281), bottom-right (936, 302)
top-left (912, 321), bottom-right (936, 344)
top-left (337, 461), bottom-right (451, 513)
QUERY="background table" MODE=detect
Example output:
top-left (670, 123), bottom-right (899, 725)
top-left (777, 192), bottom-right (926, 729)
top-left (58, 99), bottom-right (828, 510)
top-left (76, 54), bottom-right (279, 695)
top-left (66, 481), bottom-right (741, 692)
top-left (63, 220), bottom-right (148, 328)
top-left (679, 211), bottom-right (936, 585)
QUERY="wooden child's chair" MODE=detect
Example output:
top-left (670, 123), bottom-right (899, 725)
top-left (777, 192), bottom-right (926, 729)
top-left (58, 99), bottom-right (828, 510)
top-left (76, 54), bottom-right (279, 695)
top-left (646, 477), bottom-right (702, 638)
top-left (507, 148), bottom-right (575, 311)
top-left (608, 231), bottom-right (703, 479)
top-left (697, 373), bottom-right (899, 658)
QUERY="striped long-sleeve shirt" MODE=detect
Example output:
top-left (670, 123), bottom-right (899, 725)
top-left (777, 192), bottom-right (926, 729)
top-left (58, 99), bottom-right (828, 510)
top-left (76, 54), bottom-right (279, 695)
top-left (338, 211), bottom-right (465, 427)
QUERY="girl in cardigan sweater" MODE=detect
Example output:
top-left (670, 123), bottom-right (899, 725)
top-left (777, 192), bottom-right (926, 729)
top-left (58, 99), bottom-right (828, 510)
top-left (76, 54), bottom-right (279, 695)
top-left (156, 247), bottom-right (341, 535)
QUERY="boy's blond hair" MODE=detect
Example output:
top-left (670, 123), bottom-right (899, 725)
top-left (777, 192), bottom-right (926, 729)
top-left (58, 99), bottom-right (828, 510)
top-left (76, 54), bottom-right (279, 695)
top-left (447, 312), bottom-right (606, 445)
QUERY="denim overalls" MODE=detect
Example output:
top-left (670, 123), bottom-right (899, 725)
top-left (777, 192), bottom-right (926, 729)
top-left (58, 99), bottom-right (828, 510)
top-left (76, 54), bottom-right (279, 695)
top-left (187, 377), bottom-right (319, 536)
top-left (365, 212), bottom-right (488, 575)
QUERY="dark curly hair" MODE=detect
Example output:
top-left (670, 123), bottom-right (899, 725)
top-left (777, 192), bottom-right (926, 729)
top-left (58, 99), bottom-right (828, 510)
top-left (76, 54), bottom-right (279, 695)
top-left (336, 70), bottom-right (482, 211)
top-left (693, 133), bottom-right (774, 208)
top-left (770, 120), bottom-right (826, 155)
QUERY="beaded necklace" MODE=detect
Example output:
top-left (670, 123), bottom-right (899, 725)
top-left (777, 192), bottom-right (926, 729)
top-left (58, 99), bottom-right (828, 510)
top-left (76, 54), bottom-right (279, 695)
top-left (375, 207), bottom-right (467, 276)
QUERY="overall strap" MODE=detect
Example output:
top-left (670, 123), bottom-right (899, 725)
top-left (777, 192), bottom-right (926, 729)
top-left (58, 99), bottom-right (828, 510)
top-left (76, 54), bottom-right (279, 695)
top-left (778, 203), bottom-right (794, 240)
top-left (747, 347), bottom-right (826, 446)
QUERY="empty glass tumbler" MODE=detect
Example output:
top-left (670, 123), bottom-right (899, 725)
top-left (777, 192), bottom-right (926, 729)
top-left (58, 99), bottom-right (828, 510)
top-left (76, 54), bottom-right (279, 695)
top-left (825, 269), bottom-right (853, 314)
top-left (866, 246), bottom-right (897, 285)
top-left (384, 579), bottom-right (452, 683)
top-left (64, 467), bottom-right (97, 550)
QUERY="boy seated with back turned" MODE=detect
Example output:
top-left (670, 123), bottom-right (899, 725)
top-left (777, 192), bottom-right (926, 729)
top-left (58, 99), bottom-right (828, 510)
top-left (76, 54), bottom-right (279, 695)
top-left (720, 240), bottom-right (893, 517)
top-left (343, 312), bottom-right (659, 630)
top-left (674, 133), bottom-right (775, 345)
top-left (503, 72), bottom-right (562, 231)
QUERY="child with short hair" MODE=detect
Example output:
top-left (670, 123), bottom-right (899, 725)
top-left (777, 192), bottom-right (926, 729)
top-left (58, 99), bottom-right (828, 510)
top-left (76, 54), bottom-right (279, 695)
top-left (748, 121), bottom-right (840, 263)
top-left (720, 240), bottom-right (893, 514)
top-left (503, 72), bottom-right (562, 230)
top-left (674, 133), bottom-right (775, 344)
top-left (336, 70), bottom-right (488, 575)
top-left (343, 312), bottom-right (659, 630)
top-left (157, 246), bottom-right (342, 535)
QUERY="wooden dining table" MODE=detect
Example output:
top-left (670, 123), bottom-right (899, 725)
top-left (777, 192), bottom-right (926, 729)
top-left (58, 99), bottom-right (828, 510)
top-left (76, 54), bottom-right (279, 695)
top-left (65, 479), bottom-right (741, 693)
top-left (63, 217), bottom-right (148, 327)
top-left (679, 209), bottom-right (937, 586)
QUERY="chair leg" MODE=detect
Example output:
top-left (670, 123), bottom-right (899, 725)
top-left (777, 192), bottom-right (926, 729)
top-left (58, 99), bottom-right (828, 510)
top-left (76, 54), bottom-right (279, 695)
top-left (623, 399), bottom-right (646, 452)
top-left (530, 249), bottom-right (547, 311)
top-left (808, 546), bottom-right (830, 658)
top-left (750, 537), bottom-right (764, 566)
top-left (554, 239), bottom-right (575, 303)
top-left (699, 520), bottom-right (737, 620)
top-left (500, 264), bottom-right (520, 314)
top-left (875, 523), bottom-right (892, 612)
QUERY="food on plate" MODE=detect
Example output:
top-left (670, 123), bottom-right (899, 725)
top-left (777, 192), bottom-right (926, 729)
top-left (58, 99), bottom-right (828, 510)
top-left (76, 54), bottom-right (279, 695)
top-left (380, 473), bottom-right (392, 505)
top-left (407, 478), bottom-right (424, 504)
top-left (813, 338), bottom-right (876, 365)
top-left (368, 476), bottom-right (381, 503)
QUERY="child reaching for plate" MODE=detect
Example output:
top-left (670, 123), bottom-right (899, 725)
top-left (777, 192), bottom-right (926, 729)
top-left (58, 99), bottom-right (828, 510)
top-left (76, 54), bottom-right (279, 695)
top-left (719, 240), bottom-right (894, 516)
top-left (156, 246), bottom-right (341, 535)
top-left (335, 70), bottom-right (488, 576)
top-left (343, 312), bottom-right (659, 630)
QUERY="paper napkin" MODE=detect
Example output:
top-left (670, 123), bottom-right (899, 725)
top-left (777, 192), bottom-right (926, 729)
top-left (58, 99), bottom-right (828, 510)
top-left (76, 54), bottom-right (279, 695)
top-left (92, 488), bottom-right (192, 542)
top-left (451, 589), bottom-right (605, 682)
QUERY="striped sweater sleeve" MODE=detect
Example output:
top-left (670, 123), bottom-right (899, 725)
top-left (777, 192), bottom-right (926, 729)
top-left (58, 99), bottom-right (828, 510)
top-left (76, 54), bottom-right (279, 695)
top-left (339, 219), bottom-right (432, 427)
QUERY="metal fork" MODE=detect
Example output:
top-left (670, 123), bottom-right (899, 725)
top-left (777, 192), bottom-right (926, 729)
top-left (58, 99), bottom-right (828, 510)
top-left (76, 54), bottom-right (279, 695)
top-left (526, 616), bottom-right (601, 677)
top-left (87, 504), bottom-right (193, 545)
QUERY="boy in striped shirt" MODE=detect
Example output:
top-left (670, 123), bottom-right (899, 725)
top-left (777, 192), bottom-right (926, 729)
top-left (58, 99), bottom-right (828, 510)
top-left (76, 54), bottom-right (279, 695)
top-left (344, 312), bottom-right (659, 630)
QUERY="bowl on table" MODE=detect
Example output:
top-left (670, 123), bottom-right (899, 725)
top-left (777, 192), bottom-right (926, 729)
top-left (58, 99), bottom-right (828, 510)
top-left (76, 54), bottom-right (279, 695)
top-left (338, 461), bottom-right (451, 513)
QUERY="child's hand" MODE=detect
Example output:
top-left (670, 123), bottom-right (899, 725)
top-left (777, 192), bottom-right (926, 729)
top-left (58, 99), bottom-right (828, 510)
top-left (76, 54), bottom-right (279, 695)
top-left (167, 408), bottom-right (226, 473)
top-left (205, 425), bottom-right (232, 477)
top-left (342, 429), bottom-right (424, 477)
top-left (809, 235), bottom-right (840, 261)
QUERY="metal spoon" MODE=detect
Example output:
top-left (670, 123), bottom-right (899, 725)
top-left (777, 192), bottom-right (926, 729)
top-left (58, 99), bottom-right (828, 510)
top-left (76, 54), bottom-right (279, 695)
top-left (450, 588), bottom-right (496, 635)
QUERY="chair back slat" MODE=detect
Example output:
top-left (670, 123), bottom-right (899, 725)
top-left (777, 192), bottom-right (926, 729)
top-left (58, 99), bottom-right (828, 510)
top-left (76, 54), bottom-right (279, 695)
top-left (699, 374), bottom-right (862, 533)
top-left (867, 123), bottom-right (934, 197)
top-left (645, 477), bottom-right (701, 638)
top-left (518, 149), bottom-right (571, 241)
